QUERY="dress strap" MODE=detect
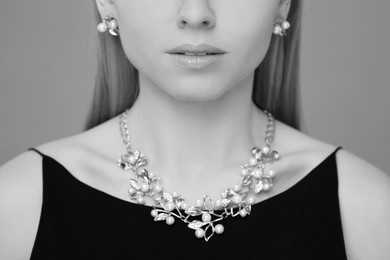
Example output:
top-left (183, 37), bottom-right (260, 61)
top-left (28, 148), bottom-right (45, 158)
top-left (333, 147), bottom-right (343, 155)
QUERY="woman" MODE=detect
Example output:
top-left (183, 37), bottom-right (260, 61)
top-left (1, 0), bottom-right (389, 259)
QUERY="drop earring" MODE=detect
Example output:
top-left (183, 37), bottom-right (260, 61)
top-left (97, 15), bottom-right (119, 36)
top-left (273, 17), bottom-right (290, 36)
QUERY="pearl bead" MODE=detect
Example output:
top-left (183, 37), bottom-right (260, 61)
top-left (221, 191), bottom-right (228, 199)
top-left (253, 169), bottom-right (263, 179)
top-left (215, 200), bottom-right (222, 209)
top-left (128, 188), bottom-right (136, 195)
top-left (215, 224), bottom-right (224, 234)
top-left (129, 155), bottom-right (137, 164)
top-left (166, 216), bottom-right (175, 225)
top-left (195, 229), bottom-right (205, 238)
top-left (232, 194), bottom-right (242, 204)
top-left (202, 213), bottom-right (212, 222)
top-left (140, 183), bottom-right (150, 192)
top-left (165, 202), bottom-right (175, 211)
top-left (97, 23), bottom-right (107, 32)
top-left (181, 202), bottom-right (189, 210)
top-left (273, 25), bottom-right (282, 35)
top-left (249, 157), bottom-right (258, 166)
top-left (154, 184), bottom-right (163, 193)
top-left (241, 168), bottom-right (249, 176)
top-left (151, 209), bottom-right (158, 218)
top-left (246, 195), bottom-right (256, 205)
top-left (262, 146), bottom-right (270, 154)
top-left (282, 21), bottom-right (290, 30)
top-left (251, 147), bottom-right (261, 155)
top-left (239, 209), bottom-right (247, 217)
top-left (267, 170), bottom-right (276, 178)
top-left (148, 172), bottom-right (155, 179)
top-left (263, 183), bottom-right (271, 191)
top-left (234, 184), bottom-right (242, 192)
top-left (272, 151), bottom-right (280, 160)
top-left (137, 197), bottom-right (145, 204)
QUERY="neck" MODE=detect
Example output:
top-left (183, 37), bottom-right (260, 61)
top-left (126, 72), bottom-right (268, 179)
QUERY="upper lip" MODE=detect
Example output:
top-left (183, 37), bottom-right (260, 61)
top-left (167, 43), bottom-right (227, 55)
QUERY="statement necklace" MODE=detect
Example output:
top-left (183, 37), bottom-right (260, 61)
top-left (118, 110), bottom-right (280, 241)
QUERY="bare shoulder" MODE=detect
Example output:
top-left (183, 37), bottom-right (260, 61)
top-left (336, 150), bottom-right (390, 259)
top-left (0, 150), bottom-right (43, 259)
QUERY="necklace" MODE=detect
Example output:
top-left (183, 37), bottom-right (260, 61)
top-left (118, 110), bottom-right (280, 241)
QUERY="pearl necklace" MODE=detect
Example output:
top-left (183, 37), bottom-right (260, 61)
top-left (118, 110), bottom-right (280, 241)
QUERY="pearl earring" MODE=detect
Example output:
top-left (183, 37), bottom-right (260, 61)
top-left (273, 17), bottom-right (290, 36)
top-left (97, 15), bottom-right (119, 36)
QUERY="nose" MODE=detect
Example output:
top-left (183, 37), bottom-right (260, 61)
top-left (177, 0), bottom-right (216, 30)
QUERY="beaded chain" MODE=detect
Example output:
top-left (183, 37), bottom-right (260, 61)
top-left (118, 110), bottom-right (280, 241)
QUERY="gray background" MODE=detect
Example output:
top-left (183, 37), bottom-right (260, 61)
top-left (1, 0), bottom-right (389, 173)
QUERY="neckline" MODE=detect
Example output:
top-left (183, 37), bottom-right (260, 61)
top-left (38, 148), bottom-right (340, 212)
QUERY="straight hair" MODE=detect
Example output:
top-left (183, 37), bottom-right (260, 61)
top-left (86, 1), bottom-right (303, 130)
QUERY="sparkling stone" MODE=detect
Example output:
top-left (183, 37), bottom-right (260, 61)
top-left (232, 194), bottom-right (242, 204)
top-left (137, 197), bottom-right (145, 204)
top-left (128, 188), bottom-right (136, 195)
top-left (221, 191), bottom-right (228, 199)
top-left (249, 157), bottom-right (258, 166)
top-left (172, 192), bottom-right (179, 197)
top-left (195, 229), bottom-right (205, 238)
top-left (166, 216), bottom-right (175, 225)
top-left (215, 224), bottom-right (224, 234)
top-left (109, 19), bottom-right (118, 29)
top-left (196, 200), bottom-right (203, 207)
top-left (239, 209), bottom-right (247, 217)
top-left (151, 209), bottom-right (158, 218)
top-left (165, 201), bottom-right (175, 211)
top-left (202, 213), bottom-right (212, 222)
top-left (234, 184), bottom-right (242, 192)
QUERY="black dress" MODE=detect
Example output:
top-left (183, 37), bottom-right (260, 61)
top-left (29, 148), bottom-right (347, 260)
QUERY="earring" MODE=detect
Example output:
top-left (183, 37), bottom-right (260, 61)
top-left (97, 15), bottom-right (119, 36)
top-left (273, 17), bottom-right (290, 36)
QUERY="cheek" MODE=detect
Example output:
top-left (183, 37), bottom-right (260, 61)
top-left (114, 1), bottom-right (172, 69)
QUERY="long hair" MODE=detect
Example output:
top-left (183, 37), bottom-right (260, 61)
top-left (86, 1), bottom-right (303, 130)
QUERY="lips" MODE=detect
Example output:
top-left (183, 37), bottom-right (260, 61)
top-left (167, 43), bottom-right (227, 56)
top-left (166, 43), bottom-right (227, 70)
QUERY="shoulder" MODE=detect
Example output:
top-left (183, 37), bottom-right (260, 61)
top-left (336, 150), bottom-right (390, 259)
top-left (0, 150), bottom-right (43, 259)
top-left (0, 120), bottom-right (116, 259)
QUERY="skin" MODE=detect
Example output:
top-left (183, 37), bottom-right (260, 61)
top-left (0, 0), bottom-right (389, 259)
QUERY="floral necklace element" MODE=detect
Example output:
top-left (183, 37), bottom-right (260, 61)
top-left (118, 110), bottom-right (280, 241)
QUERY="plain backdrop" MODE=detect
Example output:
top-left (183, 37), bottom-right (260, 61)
top-left (0, 0), bottom-right (389, 173)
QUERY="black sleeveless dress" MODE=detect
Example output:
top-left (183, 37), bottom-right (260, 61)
top-left (29, 148), bottom-right (347, 259)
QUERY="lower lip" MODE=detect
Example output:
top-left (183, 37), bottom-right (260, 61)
top-left (169, 54), bottom-right (225, 70)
